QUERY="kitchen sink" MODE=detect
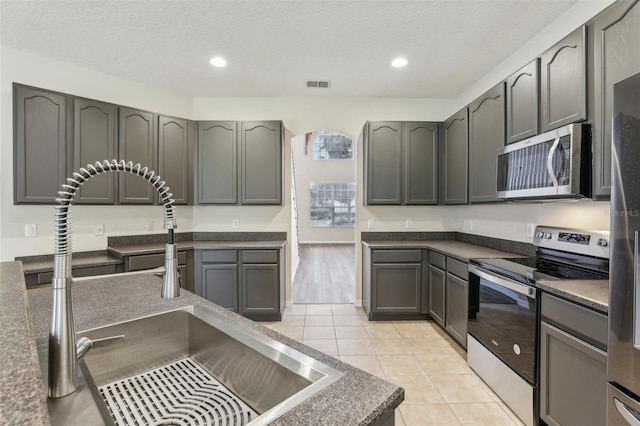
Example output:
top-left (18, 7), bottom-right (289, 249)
top-left (41, 305), bottom-right (343, 425)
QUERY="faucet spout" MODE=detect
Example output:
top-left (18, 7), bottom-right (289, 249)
top-left (48, 159), bottom-right (179, 398)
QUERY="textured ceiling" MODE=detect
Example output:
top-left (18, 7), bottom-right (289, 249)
top-left (1, 0), bottom-right (580, 98)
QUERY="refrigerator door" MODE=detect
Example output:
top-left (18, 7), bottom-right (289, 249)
top-left (609, 71), bottom-right (640, 422)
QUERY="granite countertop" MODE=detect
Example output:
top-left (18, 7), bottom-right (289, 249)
top-left (3, 261), bottom-right (401, 425)
top-left (20, 253), bottom-right (122, 275)
top-left (362, 239), bottom-right (524, 262)
top-left (108, 240), bottom-right (287, 258)
top-left (536, 279), bottom-right (609, 315)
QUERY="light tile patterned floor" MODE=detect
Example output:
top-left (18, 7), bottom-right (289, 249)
top-left (263, 304), bottom-right (526, 426)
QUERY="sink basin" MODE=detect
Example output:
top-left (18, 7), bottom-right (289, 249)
top-left (42, 305), bottom-right (343, 425)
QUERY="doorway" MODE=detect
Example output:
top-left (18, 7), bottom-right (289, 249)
top-left (290, 130), bottom-right (356, 304)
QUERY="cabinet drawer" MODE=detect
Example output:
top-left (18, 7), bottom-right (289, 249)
top-left (372, 249), bottom-right (422, 263)
top-left (129, 252), bottom-right (187, 271)
top-left (447, 258), bottom-right (468, 280)
top-left (201, 250), bottom-right (237, 263)
top-left (242, 250), bottom-right (278, 264)
top-left (429, 251), bottom-right (446, 269)
top-left (541, 293), bottom-right (607, 349)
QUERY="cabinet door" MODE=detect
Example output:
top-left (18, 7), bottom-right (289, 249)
top-left (14, 85), bottom-right (68, 204)
top-left (445, 273), bottom-right (468, 348)
top-left (240, 121), bottom-right (283, 205)
top-left (428, 265), bottom-right (446, 326)
top-left (506, 59), bottom-right (539, 144)
top-left (158, 115), bottom-right (190, 205)
top-left (441, 109), bottom-right (468, 205)
top-left (202, 264), bottom-right (238, 312)
top-left (540, 322), bottom-right (607, 426)
top-left (198, 121), bottom-right (237, 204)
top-left (118, 107), bottom-right (156, 204)
top-left (540, 25), bottom-right (587, 133)
top-left (365, 122), bottom-right (402, 205)
top-left (73, 98), bottom-right (116, 204)
top-left (403, 122), bottom-right (438, 205)
top-left (240, 264), bottom-right (279, 315)
top-left (592, 1), bottom-right (640, 198)
top-left (371, 264), bottom-right (421, 314)
top-left (469, 83), bottom-right (505, 203)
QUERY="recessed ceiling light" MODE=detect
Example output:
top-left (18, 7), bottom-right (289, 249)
top-left (209, 56), bottom-right (227, 67)
top-left (391, 57), bottom-right (408, 68)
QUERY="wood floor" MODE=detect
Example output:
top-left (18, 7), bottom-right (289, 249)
top-left (292, 244), bottom-right (355, 304)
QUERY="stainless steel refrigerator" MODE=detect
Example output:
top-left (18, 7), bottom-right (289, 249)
top-left (608, 71), bottom-right (640, 424)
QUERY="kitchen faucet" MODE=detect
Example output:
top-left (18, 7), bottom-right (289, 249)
top-left (48, 159), bottom-right (179, 398)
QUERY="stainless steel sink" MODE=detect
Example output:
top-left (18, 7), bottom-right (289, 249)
top-left (41, 305), bottom-right (343, 425)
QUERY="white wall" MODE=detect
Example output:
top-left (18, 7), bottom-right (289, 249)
top-left (291, 131), bottom-right (356, 243)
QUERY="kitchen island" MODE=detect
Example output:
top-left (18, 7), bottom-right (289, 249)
top-left (1, 261), bottom-right (402, 425)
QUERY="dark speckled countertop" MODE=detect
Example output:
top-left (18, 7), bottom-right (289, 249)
top-left (108, 240), bottom-right (287, 259)
top-left (362, 240), bottom-right (524, 262)
top-left (2, 261), bottom-right (401, 425)
top-left (535, 279), bottom-right (609, 314)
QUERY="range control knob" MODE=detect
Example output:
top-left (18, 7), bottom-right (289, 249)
top-left (544, 232), bottom-right (552, 239)
top-left (597, 238), bottom-right (609, 247)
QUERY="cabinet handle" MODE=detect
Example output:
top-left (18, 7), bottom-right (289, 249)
top-left (614, 398), bottom-right (640, 426)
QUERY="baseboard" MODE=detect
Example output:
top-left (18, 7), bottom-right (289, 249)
top-left (286, 299), bottom-right (293, 308)
top-left (354, 299), bottom-right (362, 307)
top-left (299, 241), bottom-right (355, 244)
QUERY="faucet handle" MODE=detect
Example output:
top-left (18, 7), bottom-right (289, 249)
top-left (76, 334), bottom-right (125, 360)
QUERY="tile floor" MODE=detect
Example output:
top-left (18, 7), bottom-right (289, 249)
top-left (262, 304), bottom-right (525, 426)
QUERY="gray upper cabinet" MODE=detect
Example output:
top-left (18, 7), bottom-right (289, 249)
top-left (468, 83), bottom-right (506, 203)
top-left (365, 122), bottom-right (402, 205)
top-left (118, 107), bottom-right (157, 204)
top-left (198, 121), bottom-right (237, 204)
top-left (158, 115), bottom-right (191, 205)
top-left (364, 121), bottom-right (438, 205)
top-left (73, 98), bottom-right (116, 204)
top-left (14, 85), bottom-right (68, 204)
top-left (540, 25), bottom-right (587, 133)
top-left (506, 59), bottom-right (539, 144)
top-left (591, 0), bottom-right (640, 199)
top-left (403, 122), bottom-right (438, 205)
top-left (441, 108), bottom-right (469, 205)
top-left (240, 121), bottom-right (283, 205)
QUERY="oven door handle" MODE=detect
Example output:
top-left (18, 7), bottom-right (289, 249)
top-left (468, 264), bottom-right (536, 298)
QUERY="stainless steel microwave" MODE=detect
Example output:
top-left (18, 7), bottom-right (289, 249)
top-left (497, 123), bottom-right (591, 200)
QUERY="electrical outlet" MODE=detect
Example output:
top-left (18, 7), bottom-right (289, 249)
top-left (467, 220), bottom-right (473, 231)
top-left (367, 218), bottom-right (375, 229)
top-left (526, 223), bottom-right (536, 238)
top-left (405, 219), bottom-right (413, 229)
top-left (95, 224), bottom-right (104, 236)
top-left (24, 224), bottom-right (37, 238)
top-left (146, 221), bottom-right (154, 231)
top-left (232, 219), bottom-right (240, 229)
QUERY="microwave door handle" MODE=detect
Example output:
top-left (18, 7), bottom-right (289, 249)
top-left (547, 137), bottom-right (561, 189)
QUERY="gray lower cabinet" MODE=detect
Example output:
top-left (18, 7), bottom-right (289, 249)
top-left (362, 247), bottom-right (428, 320)
top-left (14, 84), bottom-right (69, 204)
top-left (428, 264), bottom-right (445, 327)
top-left (445, 257), bottom-right (469, 348)
top-left (591, 0), bottom-right (640, 198)
top-left (158, 115), bottom-right (192, 205)
top-left (118, 107), bottom-right (157, 204)
top-left (73, 98), bottom-right (117, 204)
top-left (441, 108), bottom-right (469, 205)
top-left (364, 121), bottom-right (438, 206)
top-left (197, 121), bottom-right (283, 205)
top-left (195, 248), bottom-right (284, 320)
top-left (540, 25), bottom-right (587, 133)
top-left (468, 83), bottom-right (505, 203)
top-left (539, 293), bottom-right (607, 426)
top-left (506, 59), bottom-right (539, 144)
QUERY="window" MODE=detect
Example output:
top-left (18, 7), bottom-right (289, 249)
top-left (312, 130), bottom-right (353, 160)
top-left (310, 183), bottom-right (355, 227)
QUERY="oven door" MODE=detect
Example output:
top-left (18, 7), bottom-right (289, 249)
top-left (468, 264), bottom-right (538, 384)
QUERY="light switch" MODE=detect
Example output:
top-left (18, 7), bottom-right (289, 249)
top-left (24, 224), bottom-right (37, 237)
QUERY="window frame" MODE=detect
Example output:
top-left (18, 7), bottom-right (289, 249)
top-left (309, 182), bottom-right (356, 228)
top-left (311, 130), bottom-right (354, 160)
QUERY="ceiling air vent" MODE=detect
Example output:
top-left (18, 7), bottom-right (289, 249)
top-left (306, 80), bottom-right (330, 89)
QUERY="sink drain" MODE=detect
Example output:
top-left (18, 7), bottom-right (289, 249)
top-left (99, 357), bottom-right (258, 426)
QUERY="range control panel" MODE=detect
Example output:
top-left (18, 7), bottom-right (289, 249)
top-left (534, 226), bottom-right (610, 259)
